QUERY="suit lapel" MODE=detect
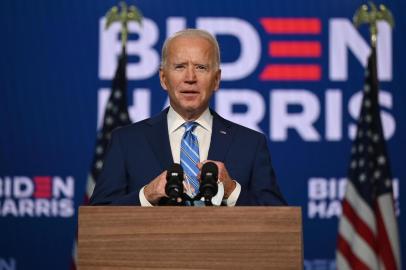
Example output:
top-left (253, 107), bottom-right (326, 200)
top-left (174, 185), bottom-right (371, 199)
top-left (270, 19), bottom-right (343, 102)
top-left (208, 110), bottom-right (234, 162)
top-left (145, 108), bottom-right (173, 170)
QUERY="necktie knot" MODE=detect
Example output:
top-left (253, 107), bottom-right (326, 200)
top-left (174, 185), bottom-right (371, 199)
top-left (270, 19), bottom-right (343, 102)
top-left (183, 121), bottom-right (198, 133)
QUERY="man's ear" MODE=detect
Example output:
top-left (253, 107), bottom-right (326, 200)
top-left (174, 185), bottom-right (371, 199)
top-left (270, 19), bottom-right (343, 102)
top-left (213, 69), bottom-right (221, 91)
top-left (159, 67), bottom-right (168, 91)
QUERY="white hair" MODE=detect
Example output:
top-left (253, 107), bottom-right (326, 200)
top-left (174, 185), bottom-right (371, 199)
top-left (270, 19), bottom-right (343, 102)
top-left (160, 28), bottom-right (220, 69)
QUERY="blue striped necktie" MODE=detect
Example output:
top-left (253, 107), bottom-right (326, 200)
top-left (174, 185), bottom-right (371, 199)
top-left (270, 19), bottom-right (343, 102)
top-left (180, 122), bottom-right (200, 197)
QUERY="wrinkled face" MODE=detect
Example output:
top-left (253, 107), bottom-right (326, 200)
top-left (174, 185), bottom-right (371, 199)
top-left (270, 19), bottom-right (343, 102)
top-left (159, 36), bottom-right (221, 120)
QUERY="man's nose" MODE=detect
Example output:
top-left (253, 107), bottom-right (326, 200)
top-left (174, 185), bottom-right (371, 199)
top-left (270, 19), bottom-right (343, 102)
top-left (184, 66), bottom-right (197, 83)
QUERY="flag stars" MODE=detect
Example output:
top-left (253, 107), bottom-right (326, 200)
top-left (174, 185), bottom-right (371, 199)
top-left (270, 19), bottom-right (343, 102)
top-left (365, 115), bottom-right (372, 123)
top-left (114, 90), bottom-right (122, 99)
top-left (364, 99), bottom-right (371, 108)
top-left (351, 160), bottom-right (357, 169)
top-left (351, 146), bottom-right (357, 154)
top-left (385, 179), bottom-right (392, 188)
top-left (120, 113), bottom-right (128, 121)
top-left (364, 84), bottom-right (370, 92)
top-left (95, 160), bottom-right (103, 170)
top-left (96, 146), bottom-right (103, 155)
top-left (358, 145), bottom-right (364, 152)
top-left (374, 170), bottom-right (381, 179)
top-left (372, 134), bottom-right (380, 142)
top-left (359, 173), bottom-right (366, 182)
top-left (377, 156), bottom-right (386, 165)
top-left (367, 146), bottom-right (374, 153)
top-left (358, 159), bottom-right (365, 167)
top-left (105, 116), bottom-right (113, 125)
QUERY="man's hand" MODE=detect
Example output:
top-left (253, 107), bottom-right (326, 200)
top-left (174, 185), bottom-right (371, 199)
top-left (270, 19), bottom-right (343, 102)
top-left (198, 161), bottom-right (236, 198)
top-left (144, 171), bottom-right (168, 205)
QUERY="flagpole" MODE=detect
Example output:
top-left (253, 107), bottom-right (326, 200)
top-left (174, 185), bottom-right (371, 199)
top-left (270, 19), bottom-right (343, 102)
top-left (336, 3), bottom-right (400, 270)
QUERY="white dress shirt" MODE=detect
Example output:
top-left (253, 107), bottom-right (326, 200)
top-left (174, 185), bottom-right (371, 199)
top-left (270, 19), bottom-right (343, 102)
top-left (139, 107), bottom-right (241, 206)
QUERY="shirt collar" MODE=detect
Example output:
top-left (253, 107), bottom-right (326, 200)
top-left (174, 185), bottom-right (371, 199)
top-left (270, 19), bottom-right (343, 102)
top-left (167, 107), bottom-right (212, 133)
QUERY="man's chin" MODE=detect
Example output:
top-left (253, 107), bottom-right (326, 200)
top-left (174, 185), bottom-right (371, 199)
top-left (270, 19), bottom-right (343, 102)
top-left (176, 106), bottom-right (205, 120)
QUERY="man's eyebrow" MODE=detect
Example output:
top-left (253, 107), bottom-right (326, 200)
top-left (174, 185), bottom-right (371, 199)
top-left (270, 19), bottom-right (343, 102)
top-left (171, 62), bottom-right (187, 65)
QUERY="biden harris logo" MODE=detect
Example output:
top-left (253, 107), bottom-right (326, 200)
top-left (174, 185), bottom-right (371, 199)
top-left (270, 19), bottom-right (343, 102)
top-left (0, 176), bottom-right (74, 218)
top-left (97, 16), bottom-right (395, 142)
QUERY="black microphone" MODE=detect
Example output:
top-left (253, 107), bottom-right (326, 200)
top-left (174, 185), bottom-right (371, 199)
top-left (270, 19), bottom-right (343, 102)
top-left (165, 163), bottom-right (184, 205)
top-left (199, 162), bottom-right (218, 205)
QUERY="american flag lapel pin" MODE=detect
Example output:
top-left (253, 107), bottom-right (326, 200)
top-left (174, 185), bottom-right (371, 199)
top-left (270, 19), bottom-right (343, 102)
top-left (220, 130), bottom-right (227, 134)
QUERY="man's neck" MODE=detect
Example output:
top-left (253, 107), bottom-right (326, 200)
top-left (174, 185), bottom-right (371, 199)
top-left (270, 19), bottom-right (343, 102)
top-left (172, 108), bottom-right (208, 122)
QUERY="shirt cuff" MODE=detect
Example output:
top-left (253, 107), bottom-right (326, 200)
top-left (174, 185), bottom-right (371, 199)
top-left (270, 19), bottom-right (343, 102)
top-left (223, 180), bottom-right (241, 206)
top-left (139, 186), bottom-right (153, 207)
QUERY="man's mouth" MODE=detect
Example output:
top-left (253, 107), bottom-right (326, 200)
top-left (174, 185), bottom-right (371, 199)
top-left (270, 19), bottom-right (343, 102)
top-left (180, 90), bottom-right (199, 96)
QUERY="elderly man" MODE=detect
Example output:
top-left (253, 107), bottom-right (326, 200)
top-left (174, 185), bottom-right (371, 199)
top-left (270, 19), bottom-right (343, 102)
top-left (90, 29), bottom-right (286, 206)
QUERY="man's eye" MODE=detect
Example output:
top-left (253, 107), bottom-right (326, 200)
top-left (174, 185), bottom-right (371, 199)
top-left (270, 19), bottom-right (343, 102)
top-left (196, 65), bottom-right (208, 71)
top-left (174, 65), bottom-right (185, 70)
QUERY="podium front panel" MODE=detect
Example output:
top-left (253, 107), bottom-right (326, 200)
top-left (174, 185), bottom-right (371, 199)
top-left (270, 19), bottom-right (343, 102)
top-left (78, 206), bottom-right (302, 269)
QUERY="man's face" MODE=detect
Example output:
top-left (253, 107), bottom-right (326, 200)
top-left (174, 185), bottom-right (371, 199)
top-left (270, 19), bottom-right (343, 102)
top-left (159, 36), bottom-right (221, 120)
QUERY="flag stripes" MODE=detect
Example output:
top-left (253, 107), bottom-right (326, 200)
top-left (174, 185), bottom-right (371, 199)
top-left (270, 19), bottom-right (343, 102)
top-left (336, 49), bottom-right (400, 270)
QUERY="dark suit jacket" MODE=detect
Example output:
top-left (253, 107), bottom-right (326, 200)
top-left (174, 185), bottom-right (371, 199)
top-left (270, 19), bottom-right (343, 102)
top-left (90, 108), bottom-right (286, 206)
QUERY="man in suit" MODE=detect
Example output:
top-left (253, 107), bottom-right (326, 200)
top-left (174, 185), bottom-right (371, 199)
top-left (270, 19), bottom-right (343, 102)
top-left (90, 29), bottom-right (286, 206)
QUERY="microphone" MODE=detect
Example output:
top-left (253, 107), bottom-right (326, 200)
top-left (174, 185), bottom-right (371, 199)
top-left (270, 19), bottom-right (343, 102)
top-left (165, 163), bottom-right (184, 205)
top-left (199, 162), bottom-right (218, 205)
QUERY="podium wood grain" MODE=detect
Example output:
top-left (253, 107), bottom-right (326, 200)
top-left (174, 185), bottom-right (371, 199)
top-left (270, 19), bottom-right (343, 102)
top-left (78, 206), bottom-right (302, 270)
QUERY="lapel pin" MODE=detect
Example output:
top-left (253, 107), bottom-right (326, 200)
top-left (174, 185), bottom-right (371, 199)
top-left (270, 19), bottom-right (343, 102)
top-left (220, 130), bottom-right (227, 134)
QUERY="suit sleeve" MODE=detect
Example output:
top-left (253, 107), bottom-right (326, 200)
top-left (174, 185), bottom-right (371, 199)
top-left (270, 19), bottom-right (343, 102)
top-left (89, 130), bottom-right (141, 205)
top-left (236, 134), bottom-right (287, 206)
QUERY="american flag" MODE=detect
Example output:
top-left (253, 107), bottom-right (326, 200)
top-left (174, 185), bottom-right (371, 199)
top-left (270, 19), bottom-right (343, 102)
top-left (336, 49), bottom-right (401, 270)
top-left (71, 49), bottom-right (131, 269)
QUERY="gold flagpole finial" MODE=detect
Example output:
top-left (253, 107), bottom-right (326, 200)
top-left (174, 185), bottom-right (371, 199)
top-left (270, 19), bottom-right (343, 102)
top-left (105, 2), bottom-right (143, 50)
top-left (353, 2), bottom-right (394, 48)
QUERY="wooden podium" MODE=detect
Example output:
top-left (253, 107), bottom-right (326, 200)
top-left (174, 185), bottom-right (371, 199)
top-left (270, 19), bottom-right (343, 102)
top-left (78, 206), bottom-right (303, 269)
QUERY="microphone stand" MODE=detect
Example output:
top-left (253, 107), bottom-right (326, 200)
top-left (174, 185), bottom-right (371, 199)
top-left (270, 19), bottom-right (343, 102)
top-left (193, 193), bottom-right (213, 206)
top-left (181, 193), bottom-right (195, 206)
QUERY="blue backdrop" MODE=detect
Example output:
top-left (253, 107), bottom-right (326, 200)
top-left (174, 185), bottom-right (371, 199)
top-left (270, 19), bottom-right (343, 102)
top-left (1, 1), bottom-right (405, 269)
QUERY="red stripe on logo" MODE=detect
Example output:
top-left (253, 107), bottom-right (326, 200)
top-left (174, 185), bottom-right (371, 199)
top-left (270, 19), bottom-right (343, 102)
top-left (34, 191), bottom-right (52, 198)
top-left (269, 41), bottom-right (321, 57)
top-left (36, 186), bottom-right (51, 191)
top-left (34, 176), bottom-right (52, 198)
top-left (260, 18), bottom-right (321, 34)
top-left (259, 64), bottom-right (321, 81)
top-left (34, 176), bottom-right (51, 184)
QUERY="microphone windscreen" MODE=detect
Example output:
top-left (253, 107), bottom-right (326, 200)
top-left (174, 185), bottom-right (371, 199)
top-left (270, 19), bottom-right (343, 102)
top-left (201, 162), bottom-right (218, 179)
top-left (166, 163), bottom-right (183, 181)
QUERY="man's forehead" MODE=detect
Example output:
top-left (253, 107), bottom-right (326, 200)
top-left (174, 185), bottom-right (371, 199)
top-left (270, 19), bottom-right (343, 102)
top-left (168, 35), bottom-right (213, 51)
top-left (168, 39), bottom-right (213, 61)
